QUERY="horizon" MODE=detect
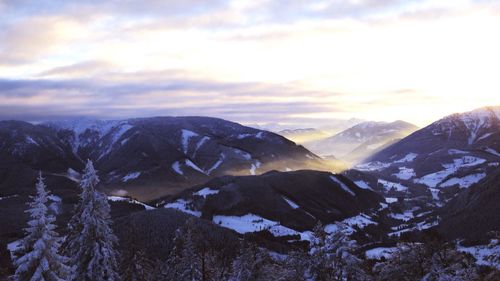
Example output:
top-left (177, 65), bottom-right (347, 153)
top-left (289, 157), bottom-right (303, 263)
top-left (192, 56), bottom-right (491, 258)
top-left (2, 105), bottom-right (499, 132)
top-left (1, 1), bottom-right (500, 127)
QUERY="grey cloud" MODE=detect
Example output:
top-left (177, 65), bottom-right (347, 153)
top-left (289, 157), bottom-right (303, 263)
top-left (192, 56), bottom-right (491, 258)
top-left (0, 76), bottom-right (346, 126)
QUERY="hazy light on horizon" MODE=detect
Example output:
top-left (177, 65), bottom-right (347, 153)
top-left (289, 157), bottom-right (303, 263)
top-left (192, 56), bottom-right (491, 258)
top-left (0, 0), bottom-right (499, 127)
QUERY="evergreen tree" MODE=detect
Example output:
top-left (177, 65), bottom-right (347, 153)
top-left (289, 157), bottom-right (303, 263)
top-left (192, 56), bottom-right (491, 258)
top-left (120, 220), bottom-right (154, 281)
top-left (230, 243), bottom-right (275, 281)
top-left (165, 218), bottom-right (203, 281)
top-left (309, 222), bottom-right (369, 281)
top-left (279, 250), bottom-right (309, 281)
top-left (14, 172), bottom-right (69, 281)
top-left (65, 160), bottom-right (120, 281)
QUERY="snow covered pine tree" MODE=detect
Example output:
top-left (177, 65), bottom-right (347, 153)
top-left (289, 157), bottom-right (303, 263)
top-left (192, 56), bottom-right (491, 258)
top-left (64, 160), bottom-right (120, 281)
top-left (14, 172), bottom-right (70, 281)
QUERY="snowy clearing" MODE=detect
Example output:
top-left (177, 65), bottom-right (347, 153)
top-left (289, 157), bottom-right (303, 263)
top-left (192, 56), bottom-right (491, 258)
top-left (378, 179), bottom-right (408, 192)
top-left (439, 173), bottom-right (486, 188)
top-left (212, 214), bottom-right (311, 241)
top-left (193, 187), bottom-right (220, 198)
top-left (354, 180), bottom-right (373, 190)
top-left (392, 167), bottom-right (416, 180)
top-left (164, 199), bottom-right (201, 217)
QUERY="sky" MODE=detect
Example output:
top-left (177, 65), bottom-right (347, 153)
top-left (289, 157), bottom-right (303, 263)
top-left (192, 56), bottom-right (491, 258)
top-left (0, 0), bottom-right (499, 128)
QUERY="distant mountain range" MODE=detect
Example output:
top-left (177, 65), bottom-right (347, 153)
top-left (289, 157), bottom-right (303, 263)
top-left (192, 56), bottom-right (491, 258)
top-left (278, 128), bottom-right (329, 143)
top-left (304, 120), bottom-right (418, 164)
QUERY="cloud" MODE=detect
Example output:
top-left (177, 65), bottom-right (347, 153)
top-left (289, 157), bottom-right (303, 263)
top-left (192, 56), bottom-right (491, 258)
top-left (0, 75), bottom-right (349, 126)
top-left (0, 15), bottom-right (87, 65)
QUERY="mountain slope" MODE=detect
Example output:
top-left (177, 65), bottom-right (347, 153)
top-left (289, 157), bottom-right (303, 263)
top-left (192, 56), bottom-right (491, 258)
top-left (162, 170), bottom-right (384, 241)
top-left (306, 120), bottom-right (418, 163)
top-left (0, 117), bottom-right (333, 201)
top-left (438, 168), bottom-right (500, 241)
top-left (358, 106), bottom-right (500, 202)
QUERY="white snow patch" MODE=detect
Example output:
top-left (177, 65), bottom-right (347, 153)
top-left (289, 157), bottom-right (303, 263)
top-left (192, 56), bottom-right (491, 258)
top-left (0, 194), bottom-right (18, 201)
top-left (165, 199), bottom-right (201, 217)
top-left (108, 196), bottom-right (155, 210)
top-left (112, 124), bottom-right (132, 144)
top-left (330, 176), bottom-right (355, 196)
top-left (7, 240), bottom-right (22, 260)
top-left (440, 173), bottom-right (486, 188)
top-left (458, 243), bottom-right (500, 269)
top-left (385, 197), bottom-right (398, 203)
top-left (429, 188), bottom-right (440, 200)
top-left (389, 210), bottom-right (414, 221)
top-left (236, 133), bottom-right (252, 139)
top-left (365, 247), bottom-right (398, 260)
top-left (448, 149), bottom-right (468, 155)
top-left (181, 129), bottom-right (198, 154)
top-left (65, 168), bottom-right (80, 182)
top-left (378, 179), bottom-right (408, 192)
top-left (206, 154), bottom-right (225, 175)
top-left (354, 180), bottom-right (373, 190)
top-left (193, 187), bottom-right (219, 198)
top-left (392, 167), bottom-right (416, 180)
top-left (250, 160), bottom-right (261, 175)
top-left (415, 156), bottom-right (486, 188)
top-left (122, 172), bottom-right (141, 182)
top-left (282, 196), bottom-right (299, 209)
top-left (414, 169), bottom-right (455, 188)
top-left (325, 214), bottom-right (377, 236)
top-left (212, 214), bottom-right (310, 240)
top-left (354, 161), bottom-right (390, 171)
top-left (343, 214), bottom-right (377, 229)
top-left (172, 161), bottom-right (183, 175)
top-left (485, 147), bottom-right (500, 157)
top-left (25, 136), bottom-right (39, 146)
top-left (195, 136), bottom-right (210, 152)
top-left (185, 159), bottom-right (207, 175)
top-left (394, 153), bottom-right (418, 163)
top-left (48, 194), bottom-right (61, 202)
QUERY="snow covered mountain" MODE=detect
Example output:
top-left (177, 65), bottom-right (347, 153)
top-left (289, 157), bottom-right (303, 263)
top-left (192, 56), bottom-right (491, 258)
top-left (357, 106), bottom-right (500, 201)
top-left (305, 120), bottom-right (418, 164)
top-left (0, 116), bottom-right (333, 201)
top-left (277, 128), bottom-right (329, 143)
top-left (342, 107), bottom-right (500, 239)
top-left (161, 170), bottom-right (384, 242)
